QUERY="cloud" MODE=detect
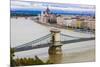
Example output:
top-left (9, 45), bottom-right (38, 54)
top-left (19, 0), bottom-right (95, 5)
top-left (11, 0), bottom-right (95, 12)
top-left (11, 1), bottom-right (31, 7)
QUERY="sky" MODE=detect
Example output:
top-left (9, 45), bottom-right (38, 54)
top-left (11, 0), bottom-right (95, 15)
top-left (11, 0), bottom-right (95, 5)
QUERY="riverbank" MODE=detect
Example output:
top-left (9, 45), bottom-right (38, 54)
top-left (32, 17), bottom-right (95, 34)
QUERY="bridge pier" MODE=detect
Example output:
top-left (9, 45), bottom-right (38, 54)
top-left (48, 28), bottom-right (63, 64)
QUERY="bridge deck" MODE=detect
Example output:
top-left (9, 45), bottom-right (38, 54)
top-left (15, 37), bottom-right (95, 52)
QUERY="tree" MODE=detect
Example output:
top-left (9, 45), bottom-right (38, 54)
top-left (10, 48), bottom-right (15, 67)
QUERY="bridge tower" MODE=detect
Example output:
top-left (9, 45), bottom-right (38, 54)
top-left (50, 28), bottom-right (62, 46)
top-left (48, 28), bottom-right (63, 64)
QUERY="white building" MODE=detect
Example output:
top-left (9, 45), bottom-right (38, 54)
top-left (57, 16), bottom-right (64, 25)
top-left (85, 20), bottom-right (95, 30)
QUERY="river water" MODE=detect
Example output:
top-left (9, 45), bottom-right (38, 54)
top-left (11, 17), bottom-right (95, 64)
top-left (11, 17), bottom-right (51, 47)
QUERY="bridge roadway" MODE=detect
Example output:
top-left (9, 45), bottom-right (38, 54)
top-left (15, 36), bottom-right (95, 52)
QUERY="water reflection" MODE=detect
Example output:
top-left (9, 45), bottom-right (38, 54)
top-left (48, 46), bottom-right (63, 64)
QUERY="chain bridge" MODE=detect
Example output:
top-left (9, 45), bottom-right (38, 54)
top-left (14, 31), bottom-right (95, 52)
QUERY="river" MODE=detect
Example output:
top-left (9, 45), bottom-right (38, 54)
top-left (11, 17), bottom-right (95, 63)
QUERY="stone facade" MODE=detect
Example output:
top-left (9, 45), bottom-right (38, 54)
top-left (57, 16), bottom-right (64, 25)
